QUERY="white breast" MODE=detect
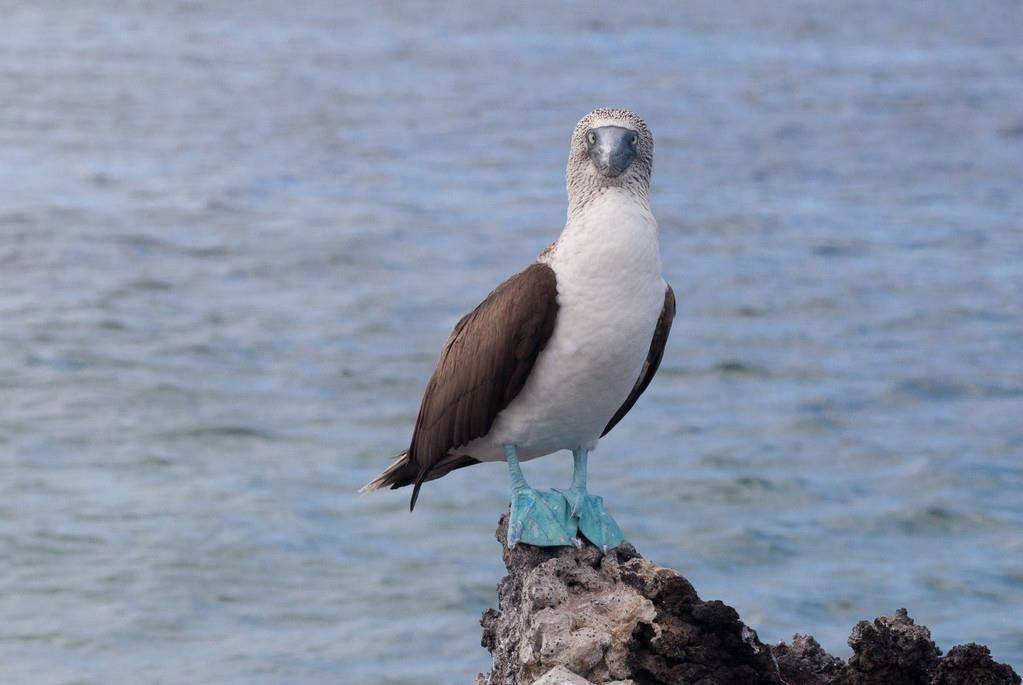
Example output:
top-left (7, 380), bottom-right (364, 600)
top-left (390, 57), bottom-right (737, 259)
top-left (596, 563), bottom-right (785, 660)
top-left (462, 188), bottom-right (666, 462)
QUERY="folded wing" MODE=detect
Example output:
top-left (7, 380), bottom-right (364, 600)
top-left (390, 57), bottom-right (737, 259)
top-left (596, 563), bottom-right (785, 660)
top-left (405, 263), bottom-right (560, 508)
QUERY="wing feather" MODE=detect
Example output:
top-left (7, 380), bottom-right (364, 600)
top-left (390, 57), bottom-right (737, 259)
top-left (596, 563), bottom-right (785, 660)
top-left (407, 263), bottom-right (559, 508)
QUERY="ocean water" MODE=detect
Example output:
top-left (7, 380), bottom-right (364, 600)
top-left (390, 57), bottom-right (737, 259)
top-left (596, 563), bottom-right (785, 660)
top-left (1, 2), bottom-right (1022, 683)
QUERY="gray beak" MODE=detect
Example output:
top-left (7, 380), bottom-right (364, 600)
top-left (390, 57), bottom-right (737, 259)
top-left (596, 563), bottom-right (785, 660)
top-left (587, 125), bottom-right (638, 178)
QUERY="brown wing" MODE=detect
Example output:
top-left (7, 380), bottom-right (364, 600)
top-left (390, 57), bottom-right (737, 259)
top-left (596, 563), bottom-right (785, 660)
top-left (601, 284), bottom-right (675, 437)
top-left (407, 263), bottom-right (559, 509)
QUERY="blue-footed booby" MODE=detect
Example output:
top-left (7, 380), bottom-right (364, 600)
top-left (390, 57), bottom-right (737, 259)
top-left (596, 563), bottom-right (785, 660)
top-left (361, 108), bottom-right (675, 551)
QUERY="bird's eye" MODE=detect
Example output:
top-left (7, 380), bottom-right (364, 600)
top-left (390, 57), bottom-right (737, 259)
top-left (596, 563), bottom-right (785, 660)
top-left (630, 133), bottom-right (638, 147)
top-left (586, 131), bottom-right (596, 145)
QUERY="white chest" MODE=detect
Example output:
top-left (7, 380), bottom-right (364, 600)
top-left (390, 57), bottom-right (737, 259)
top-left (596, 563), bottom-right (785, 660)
top-left (547, 189), bottom-right (664, 338)
top-left (471, 190), bottom-right (666, 461)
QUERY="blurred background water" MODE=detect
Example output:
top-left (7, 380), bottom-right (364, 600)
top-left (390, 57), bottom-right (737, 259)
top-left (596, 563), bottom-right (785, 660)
top-left (1, 1), bottom-right (1022, 683)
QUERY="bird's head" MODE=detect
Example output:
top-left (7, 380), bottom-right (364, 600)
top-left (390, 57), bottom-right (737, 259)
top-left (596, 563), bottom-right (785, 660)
top-left (567, 108), bottom-right (653, 206)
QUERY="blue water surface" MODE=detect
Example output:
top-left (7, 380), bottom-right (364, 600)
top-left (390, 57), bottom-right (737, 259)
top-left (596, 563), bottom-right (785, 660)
top-left (1, 2), bottom-right (1021, 683)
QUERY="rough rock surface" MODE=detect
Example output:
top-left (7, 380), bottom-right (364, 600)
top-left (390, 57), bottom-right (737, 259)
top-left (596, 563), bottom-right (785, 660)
top-left (473, 514), bottom-right (1020, 685)
top-left (473, 514), bottom-right (782, 685)
top-left (774, 609), bottom-right (1020, 685)
top-left (930, 644), bottom-right (1023, 685)
top-left (843, 609), bottom-right (941, 684)
top-left (772, 634), bottom-right (845, 685)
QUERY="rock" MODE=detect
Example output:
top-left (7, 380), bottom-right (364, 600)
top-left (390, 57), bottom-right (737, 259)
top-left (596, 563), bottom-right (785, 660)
top-left (843, 608), bottom-right (941, 684)
top-left (474, 513), bottom-right (1021, 685)
top-left (474, 514), bottom-right (782, 685)
top-left (773, 634), bottom-right (845, 685)
top-left (930, 644), bottom-right (1022, 685)
top-left (775, 610), bottom-right (1021, 685)
top-left (531, 665), bottom-right (594, 685)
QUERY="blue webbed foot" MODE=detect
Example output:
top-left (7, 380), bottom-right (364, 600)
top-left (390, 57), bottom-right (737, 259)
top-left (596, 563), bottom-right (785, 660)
top-left (558, 486), bottom-right (624, 552)
top-left (508, 487), bottom-right (578, 548)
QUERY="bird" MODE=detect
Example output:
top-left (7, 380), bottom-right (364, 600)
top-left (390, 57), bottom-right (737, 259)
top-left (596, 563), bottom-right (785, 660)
top-left (360, 108), bottom-right (675, 551)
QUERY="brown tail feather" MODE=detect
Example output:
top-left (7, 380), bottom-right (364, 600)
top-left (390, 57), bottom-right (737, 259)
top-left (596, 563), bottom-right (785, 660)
top-left (359, 451), bottom-right (481, 511)
top-left (358, 451), bottom-right (415, 494)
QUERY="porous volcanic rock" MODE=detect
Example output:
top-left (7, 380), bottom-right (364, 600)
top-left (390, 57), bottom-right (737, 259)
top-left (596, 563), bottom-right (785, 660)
top-left (775, 610), bottom-right (1020, 685)
top-left (472, 514), bottom-right (1021, 685)
top-left (930, 644), bottom-right (1022, 685)
top-left (472, 514), bottom-right (782, 685)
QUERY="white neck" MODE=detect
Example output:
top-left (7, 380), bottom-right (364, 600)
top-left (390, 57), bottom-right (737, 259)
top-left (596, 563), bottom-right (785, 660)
top-left (544, 187), bottom-right (661, 285)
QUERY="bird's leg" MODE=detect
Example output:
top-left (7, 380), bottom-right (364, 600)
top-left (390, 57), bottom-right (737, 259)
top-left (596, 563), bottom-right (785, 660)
top-left (504, 444), bottom-right (577, 548)
top-left (558, 447), bottom-right (625, 552)
top-left (559, 447), bottom-right (589, 516)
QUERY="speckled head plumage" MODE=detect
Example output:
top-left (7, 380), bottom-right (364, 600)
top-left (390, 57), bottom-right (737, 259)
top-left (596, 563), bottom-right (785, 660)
top-left (566, 108), bottom-right (653, 211)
